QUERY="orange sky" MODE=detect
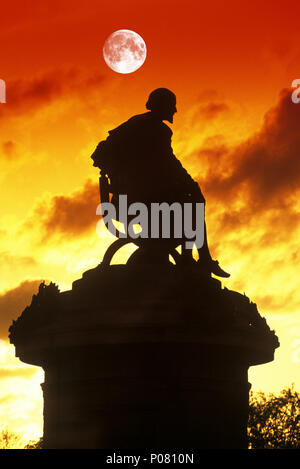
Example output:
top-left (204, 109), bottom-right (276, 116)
top-left (1, 0), bottom-right (300, 442)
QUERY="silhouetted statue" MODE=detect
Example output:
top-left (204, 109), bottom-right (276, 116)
top-left (91, 88), bottom-right (229, 278)
top-left (9, 89), bottom-right (280, 449)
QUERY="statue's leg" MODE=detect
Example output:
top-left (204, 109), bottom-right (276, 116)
top-left (197, 220), bottom-right (211, 261)
top-left (196, 208), bottom-right (230, 278)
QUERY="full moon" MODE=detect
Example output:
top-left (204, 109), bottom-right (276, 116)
top-left (103, 29), bottom-right (147, 74)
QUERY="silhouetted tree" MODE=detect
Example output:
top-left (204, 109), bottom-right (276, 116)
top-left (0, 428), bottom-right (24, 449)
top-left (24, 437), bottom-right (43, 449)
top-left (248, 386), bottom-right (300, 449)
top-left (2, 389), bottom-right (299, 449)
top-left (0, 427), bottom-right (42, 449)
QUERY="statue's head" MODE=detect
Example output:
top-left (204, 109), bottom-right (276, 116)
top-left (146, 88), bottom-right (177, 123)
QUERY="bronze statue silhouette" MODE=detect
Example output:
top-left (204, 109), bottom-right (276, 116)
top-left (91, 88), bottom-right (229, 278)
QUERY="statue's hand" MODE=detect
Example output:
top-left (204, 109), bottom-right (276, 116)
top-left (91, 141), bottom-right (107, 169)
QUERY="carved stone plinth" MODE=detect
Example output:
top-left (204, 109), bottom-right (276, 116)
top-left (9, 264), bottom-right (279, 448)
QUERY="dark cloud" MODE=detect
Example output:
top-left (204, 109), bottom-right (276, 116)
top-left (0, 68), bottom-right (105, 119)
top-left (192, 137), bottom-right (229, 172)
top-left (2, 141), bottom-right (15, 159)
top-left (199, 89), bottom-right (300, 208)
top-left (197, 102), bottom-right (229, 120)
top-left (34, 179), bottom-right (99, 239)
top-left (189, 100), bottom-right (230, 127)
top-left (187, 88), bottom-right (300, 263)
top-left (0, 280), bottom-right (42, 339)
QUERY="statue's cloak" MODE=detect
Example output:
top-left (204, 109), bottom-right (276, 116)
top-left (91, 112), bottom-right (196, 202)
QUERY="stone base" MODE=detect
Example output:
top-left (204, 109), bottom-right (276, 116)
top-left (42, 343), bottom-right (251, 449)
top-left (9, 263), bottom-right (279, 448)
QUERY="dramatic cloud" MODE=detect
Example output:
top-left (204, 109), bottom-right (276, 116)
top-left (183, 88), bottom-right (300, 316)
top-left (0, 280), bottom-right (42, 339)
top-left (2, 141), bottom-right (16, 159)
top-left (188, 88), bottom-right (300, 251)
top-left (33, 179), bottom-right (99, 239)
top-left (196, 102), bottom-right (229, 120)
top-left (197, 89), bottom-right (300, 208)
top-left (0, 68), bottom-right (105, 119)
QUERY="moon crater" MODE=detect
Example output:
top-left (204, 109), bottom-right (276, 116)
top-left (103, 29), bottom-right (147, 74)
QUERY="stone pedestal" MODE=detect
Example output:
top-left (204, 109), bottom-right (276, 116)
top-left (9, 263), bottom-right (279, 448)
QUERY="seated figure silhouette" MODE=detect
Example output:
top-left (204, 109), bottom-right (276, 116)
top-left (91, 88), bottom-right (229, 278)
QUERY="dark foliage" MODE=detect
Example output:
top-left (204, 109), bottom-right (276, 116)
top-left (248, 386), bottom-right (300, 449)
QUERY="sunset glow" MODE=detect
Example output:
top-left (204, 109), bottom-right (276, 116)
top-left (1, 0), bottom-right (300, 442)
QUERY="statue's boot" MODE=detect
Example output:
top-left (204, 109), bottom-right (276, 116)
top-left (198, 257), bottom-right (230, 278)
